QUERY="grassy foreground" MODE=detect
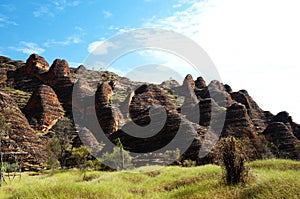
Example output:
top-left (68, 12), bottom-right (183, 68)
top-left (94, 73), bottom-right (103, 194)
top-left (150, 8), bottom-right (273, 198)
top-left (0, 159), bottom-right (299, 199)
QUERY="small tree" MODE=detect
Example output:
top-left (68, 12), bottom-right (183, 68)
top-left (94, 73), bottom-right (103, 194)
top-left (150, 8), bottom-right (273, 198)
top-left (218, 136), bottom-right (249, 185)
top-left (46, 137), bottom-right (61, 174)
top-left (102, 143), bottom-right (133, 171)
top-left (71, 146), bottom-right (91, 171)
top-left (52, 118), bottom-right (75, 168)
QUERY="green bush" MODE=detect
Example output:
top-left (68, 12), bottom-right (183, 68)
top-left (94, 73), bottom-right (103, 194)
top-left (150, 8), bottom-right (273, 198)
top-left (218, 136), bottom-right (249, 185)
top-left (182, 159), bottom-right (196, 167)
top-left (71, 146), bottom-right (92, 171)
top-left (101, 147), bottom-right (133, 170)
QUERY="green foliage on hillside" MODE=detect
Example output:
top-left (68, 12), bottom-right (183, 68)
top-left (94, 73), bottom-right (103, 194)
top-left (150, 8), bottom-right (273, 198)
top-left (2, 87), bottom-right (31, 109)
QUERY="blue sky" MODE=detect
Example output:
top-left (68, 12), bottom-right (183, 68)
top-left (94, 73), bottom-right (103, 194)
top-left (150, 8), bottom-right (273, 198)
top-left (1, 0), bottom-right (300, 122)
top-left (0, 0), bottom-right (190, 64)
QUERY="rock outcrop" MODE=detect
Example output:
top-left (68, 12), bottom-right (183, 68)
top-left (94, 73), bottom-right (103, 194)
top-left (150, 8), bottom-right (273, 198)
top-left (1, 53), bottom-right (300, 170)
top-left (110, 84), bottom-right (183, 153)
top-left (263, 122), bottom-right (300, 159)
top-left (95, 81), bottom-right (124, 135)
top-left (42, 59), bottom-right (74, 112)
top-left (222, 102), bottom-right (257, 139)
top-left (195, 76), bottom-right (206, 89)
top-left (0, 90), bottom-right (47, 169)
top-left (23, 85), bottom-right (64, 133)
top-left (24, 54), bottom-right (49, 75)
top-left (230, 90), bottom-right (269, 132)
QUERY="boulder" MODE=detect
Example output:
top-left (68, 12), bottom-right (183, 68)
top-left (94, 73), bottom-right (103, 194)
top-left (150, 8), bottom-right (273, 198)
top-left (195, 76), bottom-right (206, 89)
top-left (94, 81), bottom-right (124, 135)
top-left (224, 84), bottom-right (233, 93)
top-left (24, 54), bottom-right (49, 74)
top-left (23, 85), bottom-right (64, 132)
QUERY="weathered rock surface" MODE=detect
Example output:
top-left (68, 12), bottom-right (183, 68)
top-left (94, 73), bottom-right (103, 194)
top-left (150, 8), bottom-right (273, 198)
top-left (95, 81), bottom-right (124, 135)
top-left (195, 76), bottom-right (206, 89)
top-left (23, 85), bottom-right (64, 132)
top-left (110, 84), bottom-right (183, 152)
top-left (263, 122), bottom-right (300, 159)
top-left (0, 90), bottom-right (47, 169)
top-left (161, 79), bottom-right (180, 89)
top-left (24, 54), bottom-right (49, 75)
top-left (1, 53), bottom-right (300, 170)
top-left (42, 59), bottom-right (74, 111)
top-left (194, 80), bottom-right (232, 107)
top-left (222, 102), bottom-right (257, 139)
top-left (231, 90), bottom-right (269, 132)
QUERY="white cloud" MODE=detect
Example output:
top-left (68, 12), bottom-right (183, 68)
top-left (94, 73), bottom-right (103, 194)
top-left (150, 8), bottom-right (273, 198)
top-left (102, 10), bottom-right (112, 18)
top-left (0, 15), bottom-right (18, 27)
top-left (10, 42), bottom-right (45, 55)
top-left (53, 0), bottom-right (81, 10)
top-left (173, 4), bottom-right (182, 8)
top-left (87, 40), bottom-right (116, 55)
top-left (33, 5), bottom-right (54, 17)
top-left (33, 1), bottom-right (81, 17)
top-left (143, 0), bottom-right (300, 121)
top-left (44, 35), bottom-right (82, 47)
top-left (44, 26), bottom-right (84, 47)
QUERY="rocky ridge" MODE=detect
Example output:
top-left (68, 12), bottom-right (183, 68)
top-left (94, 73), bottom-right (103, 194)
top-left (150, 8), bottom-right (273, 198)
top-left (0, 54), bottom-right (299, 169)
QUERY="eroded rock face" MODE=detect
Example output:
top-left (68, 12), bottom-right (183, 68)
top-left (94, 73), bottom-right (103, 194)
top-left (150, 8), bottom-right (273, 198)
top-left (23, 85), bottom-right (64, 132)
top-left (224, 84), bottom-right (232, 93)
top-left (195, 77), bottom-right (206, 89)
top-left (222, 102), bottom-right (257, 139)
top-left (42, 59), bottom-right (74, 113)
top-left (42, 59), bottom-right (73, 90)
top-left (231, 90), bottom-right (270, 132)
top-left (47, 59), bottom-right (70, 78)
top-left (263, 122), bottom-right (300, 159)
top-left (129, 84), bottom-right (178, 125)
top-left (93, 81), bottom-right (124, 135)
top-left (179, 75), bottom-right (198, 111)
top-left (183, 74), bottom-right (195, 90)
top-left (194, 80), bottom-right (232, 107)
top-left (0, 90), bottom-right (47, 169)
top-left (95, 81), bottom-right (115, 106)
top-left (24, 54), bottom-right (49, 74)
top-left (2, 54), bottom-right (300, 169)
top-left (199, 98), bottom-right (223, 127)
top-left (110, 84), bottom-right (183, 153)
top-left (267, 112), bottom-right (300, 150)
top-left (161, 79), bottom-right (180, 89)
top-left (72, 79), bottom-right (94, 115)
top-left (272, 111), bottom-right (290, 123)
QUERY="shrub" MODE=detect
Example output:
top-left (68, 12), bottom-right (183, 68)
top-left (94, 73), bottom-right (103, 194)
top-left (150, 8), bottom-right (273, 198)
top-left (218, 136), bottom-right (249, 185)
top-left (71, 146), bottom-right (92, 171)
top-left (182, 159), bottom-right (196, 167)
top-left (101, 147), bottom-right (133, 170)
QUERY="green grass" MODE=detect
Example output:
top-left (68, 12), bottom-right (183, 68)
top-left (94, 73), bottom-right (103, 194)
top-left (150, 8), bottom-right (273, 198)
top-left (0, 159), bottom-right (299, 199)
